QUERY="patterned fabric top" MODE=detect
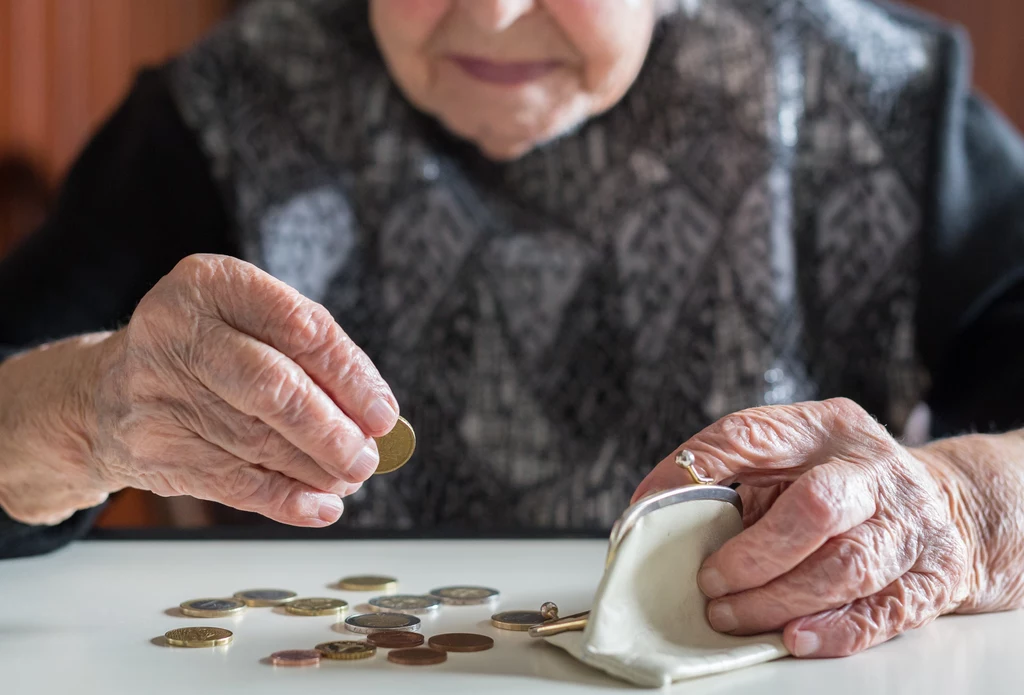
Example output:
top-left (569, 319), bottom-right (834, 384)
top-left (168, 0), bottom-right (944, 532)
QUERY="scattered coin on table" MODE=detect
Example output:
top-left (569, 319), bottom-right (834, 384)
top-left (269, 649), bottom-right (321, 666)
top-left (285, 597), bottom-right (349, 616)
top-left (233, 589), bottom-right (298, 607)
top-left (428, 633), bottom-right (494, 653)
top-left (338, 575), bottom-right (398, 592)
top-left (164, 627), bottom-right (233, 648)
top-left (368, 594), bottom-right (441, 614)
top-left (372, 416), bottom-right (416, 474)
top-left (366, 631), bottom-right (425, 649)
top-left (491, 610), bottom-right (547, 631)
top-left (429, 586), bottom-right (500, 605)
top-left (179, 598), bottom-right (247, 618)
top-left (315, 641), bottom-right (377, 660)
top-left (345, 612), bottom-right (421, 634)
top-left (387, 647), bottom-right (447, 666)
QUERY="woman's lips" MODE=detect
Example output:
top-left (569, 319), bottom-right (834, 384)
top-left (448, 56), bottom-right (562, 86)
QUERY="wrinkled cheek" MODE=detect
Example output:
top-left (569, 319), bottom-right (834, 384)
top-left (540, 0), bottom-right (654, 94)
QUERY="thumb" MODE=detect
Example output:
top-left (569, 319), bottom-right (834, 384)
top-left (632, 398), bottom-right (863, 503)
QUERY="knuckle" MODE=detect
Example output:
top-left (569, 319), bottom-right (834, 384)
top-left (241, 355), bottom-right (309, 422)
top-left (819, 536), bottom-right (876, 599)
top-left (225, 467), bottom-right (269, 507)
top-left (718, 408), bottom-right (789, 457)
top-left (824, 397), bottom-right (886, 439)
top-left (792, 474), bottom-right (844, 530)
top-left (234, 417), bottom-right (277, 463)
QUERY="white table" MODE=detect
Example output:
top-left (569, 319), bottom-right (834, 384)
top-left (2, 538), bottom-right (1020, 694)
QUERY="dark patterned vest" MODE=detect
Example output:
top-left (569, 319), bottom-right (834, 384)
top-left (169, 0), bottom-right (944, 531)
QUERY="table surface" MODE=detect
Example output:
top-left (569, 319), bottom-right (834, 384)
top-left (2, 538), bottom-right (1021, 694)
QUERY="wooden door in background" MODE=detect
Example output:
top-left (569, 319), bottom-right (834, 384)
top-left (0, 0), bottom-right (233, 253)
top-left (905, 0), bottom-right (1024, 129)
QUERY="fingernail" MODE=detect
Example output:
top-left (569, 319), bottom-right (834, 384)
top-left (792, 630), bottom-right (821, 657)
top-left (317, 496), bottom-right (344, 523)
top-left (351, 444), bottom-right (380, 479)
top-left (707, 601), bottom-right (738, 632)
top-left (364, 399), bottom-right (397, 433)
top-left (698, 568), bottom-right (728, 598)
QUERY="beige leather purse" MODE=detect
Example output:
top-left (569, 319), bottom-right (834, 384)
top-left (533, 453), bottom-right (789, 688)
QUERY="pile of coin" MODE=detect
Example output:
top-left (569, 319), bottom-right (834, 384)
top-left (162, 575), bottom-right (565, 671)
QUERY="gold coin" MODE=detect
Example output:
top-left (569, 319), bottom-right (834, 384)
top-left (164, 627), bottom-right (233, 648)
top-left (179, 598), bottom-right (247, 618)
top-left (372, 416), bottom-right (416, 474)
top-left (284, 597), bottom-right (349, 616)
top-left (315, 641), bottom-right (377, 660)
top-left (491, 610), bottom-right (547, 631)
top-left (338, 575), bottom-right (398, 592)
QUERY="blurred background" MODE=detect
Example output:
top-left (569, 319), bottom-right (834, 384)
top-left (1, 0), bottom-right (1022, 529)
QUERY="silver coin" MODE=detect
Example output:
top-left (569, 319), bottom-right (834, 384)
top-left (429, 586), bottom-right (500, 606)
top-left (344, 613), bottom-right (421, 634)
top-left (233, 589), bottom-right (298, 606)
top-left (179, 598), bottom-right (247, 617)
top-left (368, 595), bottom-right (441, 614)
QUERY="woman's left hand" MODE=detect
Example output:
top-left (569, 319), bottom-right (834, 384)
top-left (632, 398), bottom-right (989, 659)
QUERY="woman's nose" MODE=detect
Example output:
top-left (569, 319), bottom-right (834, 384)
top-left (457, 0), bottom-right (536, 32)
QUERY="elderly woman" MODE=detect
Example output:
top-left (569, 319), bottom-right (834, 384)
top-left (1, 0), bottom-right (1023, 660)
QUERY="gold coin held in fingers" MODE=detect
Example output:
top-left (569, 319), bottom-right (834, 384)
top-left (164, 627), bottom-right (233, 648)
top-left (372, 416), bottom-right (416, 474)
top-left (284, 598), bottom-right (349, 616)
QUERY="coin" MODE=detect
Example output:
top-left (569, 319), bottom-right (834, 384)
top-left (491, 610), bottom-right (547, 631)
top-left (429, 586), bottom-right (500, 605)
top-left (338, 575), bottom-right (398, 592)
top-left (233, 589), bottom-right (298, 607)
top-left (269, 649), bottom-right (321, 666)
top-left (344, 613), bottom-right (421, 634)
top-left (366, 631), bottom-right (425, 649)
top-left (387, 648), bottom-right (447, 666)
top-left (428, 633), bottom-right (494, 653)
top-left (179, 598), bottom-right (247, 618)
top-left (372, 416), bottom-right (416, 474)
top-left (164, 627), bottom-right (233, 648)
top-left (315, 641), bottom-right (377, 660)
top-left (368, 595), bottom-right (441, 614)
top-left (284, 598), bottom-right (349, 616)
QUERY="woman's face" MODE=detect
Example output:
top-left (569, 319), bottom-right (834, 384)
top-left (370, 0), bottom-right (658, 160)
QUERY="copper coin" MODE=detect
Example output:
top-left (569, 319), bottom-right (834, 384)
top-left (428, 633), bottom-right (494, 653)
top-left (387, 647), bottom-right (447, 666)
top-left (367, 631), bottom-right (425, 649)
top-left (270, 650), bottom-right (321, 667)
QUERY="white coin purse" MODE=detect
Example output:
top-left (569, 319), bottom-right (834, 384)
top-left (535, 456), bottom-right (789, 688)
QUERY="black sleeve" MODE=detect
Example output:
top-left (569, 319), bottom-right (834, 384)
top-left (918, 31), bottom-right (1024, 438)
top-left (0, 67), bottom-right (236, 559)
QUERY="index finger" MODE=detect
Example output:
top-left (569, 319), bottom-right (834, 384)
top-left (194, 255), bottom-right (399, 437)
top-left (631, 398), bottom-right (859, 502)
top-left (698, 462), bottom-right (877, 598)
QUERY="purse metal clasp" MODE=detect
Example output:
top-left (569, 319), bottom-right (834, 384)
top-left (528, 450), bottom-right (739, 639)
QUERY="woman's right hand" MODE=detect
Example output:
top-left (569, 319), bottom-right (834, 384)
top-left (1, 254), bottom-right (399, 527)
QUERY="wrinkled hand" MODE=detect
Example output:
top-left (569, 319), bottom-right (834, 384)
top-left (92, 254), bottom-right (399, 526)
top-left (632, 398), bottom-right (978, 658)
